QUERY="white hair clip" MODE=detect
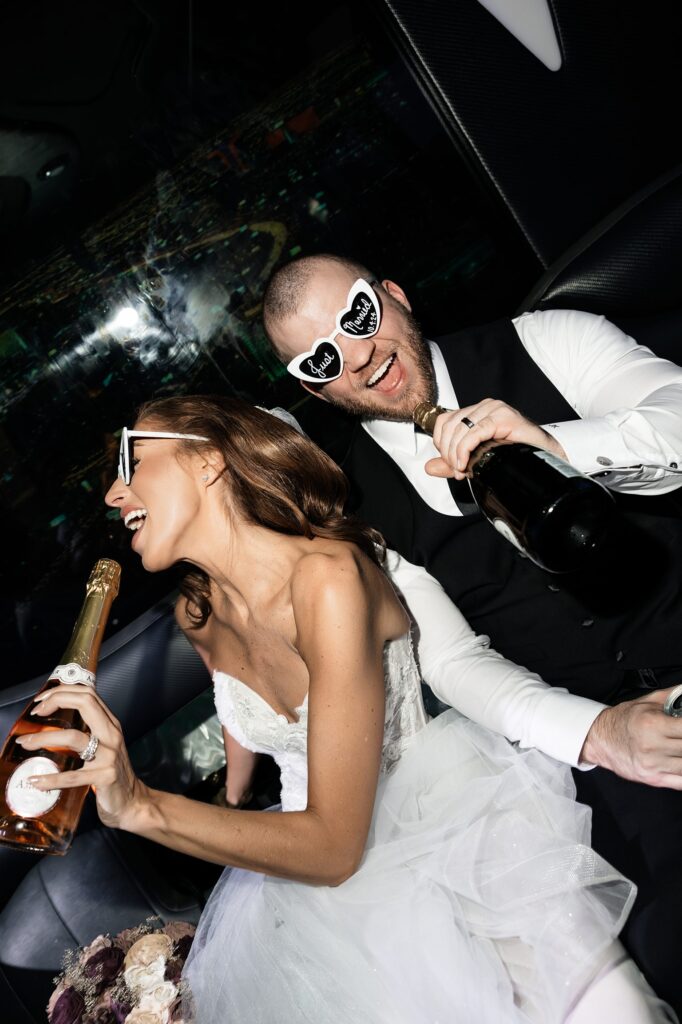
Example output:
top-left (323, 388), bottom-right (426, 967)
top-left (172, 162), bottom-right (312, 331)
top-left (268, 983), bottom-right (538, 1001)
top-left (255, 406), bottom-right (307, 437)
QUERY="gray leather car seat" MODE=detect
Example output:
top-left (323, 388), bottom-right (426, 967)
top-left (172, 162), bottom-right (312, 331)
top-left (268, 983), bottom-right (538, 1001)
top-left (518, 162), bottom-right (682, 367)
top-left (0, 594), bottom-right (220, 1023)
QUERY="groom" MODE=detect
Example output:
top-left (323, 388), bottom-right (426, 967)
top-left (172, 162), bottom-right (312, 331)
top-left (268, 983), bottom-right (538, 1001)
top-left (262, 252), bottom-right (682, 1007)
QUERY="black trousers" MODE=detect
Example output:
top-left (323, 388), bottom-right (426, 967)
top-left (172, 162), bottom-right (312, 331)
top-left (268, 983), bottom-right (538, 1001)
top-left (573, 766), bottom-right (682, 1016)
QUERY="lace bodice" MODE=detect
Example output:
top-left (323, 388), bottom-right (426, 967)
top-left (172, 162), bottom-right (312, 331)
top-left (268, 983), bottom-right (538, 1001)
top-left (212, 632), bottom-right (428, 811)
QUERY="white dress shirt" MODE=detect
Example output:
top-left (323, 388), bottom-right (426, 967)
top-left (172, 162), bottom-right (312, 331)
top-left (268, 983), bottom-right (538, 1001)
top-left (387, 549), bottom-right (603, 767)
top-left (362, 310), bottom-right (682, 764)
top-left (363, 308), bottom-right (682, 517)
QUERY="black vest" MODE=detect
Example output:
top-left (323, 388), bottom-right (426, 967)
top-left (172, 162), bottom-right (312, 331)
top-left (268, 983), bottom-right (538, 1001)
top-left (343, 319), bottom-right (682, 702)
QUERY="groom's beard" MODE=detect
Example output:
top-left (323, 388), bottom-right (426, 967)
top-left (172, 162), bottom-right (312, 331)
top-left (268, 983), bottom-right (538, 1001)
top-left (329, 307), bottom-right (438, 423)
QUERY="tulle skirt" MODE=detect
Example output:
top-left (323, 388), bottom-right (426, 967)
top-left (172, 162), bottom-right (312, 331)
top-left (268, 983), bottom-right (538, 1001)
top-left (183, 710), bottom-right (637, 1024)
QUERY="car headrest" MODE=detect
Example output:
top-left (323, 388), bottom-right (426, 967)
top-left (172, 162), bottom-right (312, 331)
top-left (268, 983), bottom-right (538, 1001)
top-left (519, 163), bottom-right (682, 318)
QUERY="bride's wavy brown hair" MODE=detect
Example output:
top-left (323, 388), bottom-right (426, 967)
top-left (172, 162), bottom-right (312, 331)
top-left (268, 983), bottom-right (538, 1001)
top-left (136, 394), bottom-right (385, 628)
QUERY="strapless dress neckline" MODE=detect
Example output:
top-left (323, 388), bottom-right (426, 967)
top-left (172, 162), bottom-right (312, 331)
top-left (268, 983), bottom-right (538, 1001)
top-left (212, 668), bottom-right (308, 726)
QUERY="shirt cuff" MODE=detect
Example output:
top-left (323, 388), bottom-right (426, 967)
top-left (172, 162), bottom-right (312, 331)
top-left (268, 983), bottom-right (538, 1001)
top-left (542, 417), bottom-right (645, 476)
top-left (521, 690), bottom-right (605, 769)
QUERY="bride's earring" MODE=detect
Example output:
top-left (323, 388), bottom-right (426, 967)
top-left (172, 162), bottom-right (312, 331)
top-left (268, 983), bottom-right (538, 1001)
top-left (202, 474), bottom-right (209, 481)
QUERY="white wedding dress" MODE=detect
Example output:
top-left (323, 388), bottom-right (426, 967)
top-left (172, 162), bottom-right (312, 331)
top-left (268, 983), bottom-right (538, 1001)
top-left (183, 631), bottom-right (666, 1024)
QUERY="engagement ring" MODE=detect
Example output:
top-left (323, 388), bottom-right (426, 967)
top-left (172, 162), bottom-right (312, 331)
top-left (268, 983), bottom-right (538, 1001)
top-left (80, 734), bottom-right (100, 761)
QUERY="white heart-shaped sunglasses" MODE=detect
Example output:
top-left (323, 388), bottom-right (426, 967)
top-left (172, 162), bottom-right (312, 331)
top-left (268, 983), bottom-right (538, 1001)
top-left (286, 278), bottom-right (381, 384)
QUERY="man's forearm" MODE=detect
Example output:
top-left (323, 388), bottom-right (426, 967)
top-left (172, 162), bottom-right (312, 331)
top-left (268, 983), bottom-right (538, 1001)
top-left (517, 308), bottom-right (682, 492)
top-left (388, 550), bottom-right (605, 766)
top-left (426, 642), bottom-right (604, 767)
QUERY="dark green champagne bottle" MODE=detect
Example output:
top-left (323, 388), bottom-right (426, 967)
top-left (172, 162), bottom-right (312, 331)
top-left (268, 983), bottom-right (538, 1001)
top-left (413, 403), bottom-right (615, 573)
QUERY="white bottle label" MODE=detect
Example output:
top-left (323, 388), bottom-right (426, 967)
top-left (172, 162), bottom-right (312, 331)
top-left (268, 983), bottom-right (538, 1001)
top-left (533, 449), bottom-right (584, 479)
top-left (50, 663), bottom-right (95, 686)
top-left (6, 756), bottom-right (60, 818)
top-left (492, 517), bottom-right (528, 556)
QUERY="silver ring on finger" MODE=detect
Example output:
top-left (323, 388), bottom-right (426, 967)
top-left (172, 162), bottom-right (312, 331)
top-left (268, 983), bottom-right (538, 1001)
top-left (461, 416), bottom-right (476, 430)
top-left (663, 684), bottom-right (682, 717)
top-left (80, 734), bottom-right (100, 762)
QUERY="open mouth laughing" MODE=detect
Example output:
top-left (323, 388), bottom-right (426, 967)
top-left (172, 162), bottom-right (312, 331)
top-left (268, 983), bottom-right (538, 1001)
top-left (366, 353), bottom-right (396, 388)
top-left (123, 508), bottom-right (148, 532)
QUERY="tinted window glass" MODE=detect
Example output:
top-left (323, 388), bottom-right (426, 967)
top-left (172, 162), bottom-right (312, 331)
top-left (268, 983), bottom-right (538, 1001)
top-left (0, 1), bottom-right (538, 685)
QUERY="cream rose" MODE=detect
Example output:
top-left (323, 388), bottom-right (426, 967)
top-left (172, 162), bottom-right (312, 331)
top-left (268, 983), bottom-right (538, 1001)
top-left (124, 955), bottom-right (166, 994)
top-left (139, 981), bottom-right (178, 1015)
top-left (124, 932), bottom-right (173, 969)
top-left (123, 1010), bottom-right (167, 1024)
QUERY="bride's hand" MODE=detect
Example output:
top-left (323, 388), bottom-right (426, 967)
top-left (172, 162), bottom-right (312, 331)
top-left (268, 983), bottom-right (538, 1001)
top-left (17, 684), bottom-right (146, 829)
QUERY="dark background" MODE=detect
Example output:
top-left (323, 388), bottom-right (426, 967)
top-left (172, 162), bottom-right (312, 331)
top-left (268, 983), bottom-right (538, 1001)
top-left (1, 0), bottom-right (680, 686)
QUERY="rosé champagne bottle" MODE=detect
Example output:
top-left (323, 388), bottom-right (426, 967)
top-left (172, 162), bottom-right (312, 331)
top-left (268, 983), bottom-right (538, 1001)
top-left (0, 559), bottom-right (121, 854)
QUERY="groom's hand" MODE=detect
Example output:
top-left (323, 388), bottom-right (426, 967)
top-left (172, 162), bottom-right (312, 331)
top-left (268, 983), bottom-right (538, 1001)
top-left (580, 689), bottom-right (682, 789)
top-left (424, 399), bottom-right (567, 480)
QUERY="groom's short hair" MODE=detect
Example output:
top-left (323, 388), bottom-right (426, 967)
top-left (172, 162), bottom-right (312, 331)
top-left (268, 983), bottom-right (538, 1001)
top-left (262, 253), bottom-right (373, 360)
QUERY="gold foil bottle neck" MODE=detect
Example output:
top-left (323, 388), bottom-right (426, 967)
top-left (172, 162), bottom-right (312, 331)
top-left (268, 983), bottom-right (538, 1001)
top-left (412, 402), bottom-right (450, 435)
top-left (86, 558), bottom-right (122, 599)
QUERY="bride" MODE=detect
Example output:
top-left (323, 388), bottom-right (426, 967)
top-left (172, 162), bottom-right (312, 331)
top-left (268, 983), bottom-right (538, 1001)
top-left (24, 396), bottom-right (672, 1023)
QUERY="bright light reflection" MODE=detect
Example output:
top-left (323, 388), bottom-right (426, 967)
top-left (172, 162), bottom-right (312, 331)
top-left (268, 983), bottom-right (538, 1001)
top-left (109, 306), bottom-right (141, 331)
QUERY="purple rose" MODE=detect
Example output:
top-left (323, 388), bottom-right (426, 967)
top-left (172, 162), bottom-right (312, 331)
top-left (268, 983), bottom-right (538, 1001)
top-left (83, 946), bottom-right (125, 993)
top-left (173, 935), bottom-right (194, 963)
top-left (109, 998), bottom-right (133, 1024)
top-left (79, 936), bottom-right (112, 962)
top-left (82, 1009), bottom-right (117, 1024)
top-left (49, 986), bottom-right (86, 1024)
top-left (164, 957), bottom-right (183, 984)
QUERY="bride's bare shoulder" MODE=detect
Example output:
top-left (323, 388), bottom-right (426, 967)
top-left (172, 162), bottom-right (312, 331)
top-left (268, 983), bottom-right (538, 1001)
top-left (291, 541), bottom-right (408, 641)
top-left (291, 540), bottom-right (378, 592)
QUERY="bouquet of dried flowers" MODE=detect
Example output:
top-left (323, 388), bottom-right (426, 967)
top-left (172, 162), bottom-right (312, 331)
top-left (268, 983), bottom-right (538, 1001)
top-left (47, 918), bottom-right (196, 1024)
